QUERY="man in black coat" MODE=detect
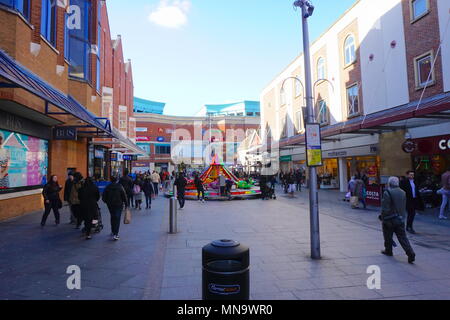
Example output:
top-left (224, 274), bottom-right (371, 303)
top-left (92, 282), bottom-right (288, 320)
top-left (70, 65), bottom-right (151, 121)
top-left (174, 173), bottom-right (187, 209)
top-left (103, 176), bottom-right (128, 241)
top-left (119, 169), bottom-right (134, 208)
top-left (64, 172), bottom-right (75, 224)
top-left (400, 170), bottom-right (422, 234)
top-left (78, 177), bottom-right (100, 240)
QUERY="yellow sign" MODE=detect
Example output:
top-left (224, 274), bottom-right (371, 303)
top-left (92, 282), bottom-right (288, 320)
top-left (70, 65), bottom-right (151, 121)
top-left (307, 149), bottom-right (322, 167)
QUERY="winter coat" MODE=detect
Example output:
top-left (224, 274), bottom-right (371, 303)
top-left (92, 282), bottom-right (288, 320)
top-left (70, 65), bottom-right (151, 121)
top-left (175, 176), bottom-right (187, 194)
top-left (381, 187), bottom-right (407, 220)
top-left (64, 179), bottom-right (73, 202)
top-left (102, 182), bottom-right (128, 208)
top-left (143, 180), bottom-right (155, 196)
top-left (69, 180), bottom-right (83, 205)
top-left (119, 175), bottom-right (133, 196)
top-left (43, 183), bottom-right (62, 205)
top-left (194, 177), bottom-right (204, 191)
top-left (78, 183), bottom-right (100, 220)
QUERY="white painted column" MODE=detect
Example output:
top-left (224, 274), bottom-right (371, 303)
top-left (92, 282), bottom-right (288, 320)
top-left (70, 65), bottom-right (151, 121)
top-left (338, 157), bottom-right (348, 192)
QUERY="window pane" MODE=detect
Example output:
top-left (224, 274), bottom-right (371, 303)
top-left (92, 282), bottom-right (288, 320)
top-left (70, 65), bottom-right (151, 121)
top-left (347, 85), bottom-right (359, 115)
top-left (413, 0), bottom-right (427, 19)
top-left (344, 36), bottom-right (355, 65)
top-left (417, 55), bottom-right (432, 85)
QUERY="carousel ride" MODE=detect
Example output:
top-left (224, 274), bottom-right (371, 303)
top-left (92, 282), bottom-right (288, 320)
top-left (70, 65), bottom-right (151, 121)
top-left (165, 158), bottom-right (261, 200)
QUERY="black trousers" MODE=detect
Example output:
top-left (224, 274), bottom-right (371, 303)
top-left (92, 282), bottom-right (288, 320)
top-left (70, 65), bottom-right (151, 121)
top-left (382, 218), bottom-right (415, 256)
top-left (72, 204), bottom-right (82, 227)
top-left (41, 202), bottom-right (60, 225)
top-left (220, 186), bottom-right (225, 196)
top-left (153, 183), bottom-right (159, 196)
top-left (145, 194), bottom-right (152, 208)
top-left (108, 206), bottom-right (123, 236)
top-left (177, 192), bottom-right (185, 208)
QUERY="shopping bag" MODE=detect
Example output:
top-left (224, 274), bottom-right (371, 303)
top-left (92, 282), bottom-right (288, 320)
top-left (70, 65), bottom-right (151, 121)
top-left (123, 208), bottom-right (132, 224)
top-left (350, 196), bottom-right (359, 208)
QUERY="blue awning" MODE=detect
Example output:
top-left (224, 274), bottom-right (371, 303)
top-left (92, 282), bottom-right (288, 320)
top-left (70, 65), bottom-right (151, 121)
top-left (0, 49), bottom-right (116, 138)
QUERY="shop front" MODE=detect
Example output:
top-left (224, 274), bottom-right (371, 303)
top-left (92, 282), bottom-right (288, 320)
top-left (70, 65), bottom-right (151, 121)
top-left (88, 144), bottom-right (108, 180)
top-left (110, 152), bottom-right (124, 178)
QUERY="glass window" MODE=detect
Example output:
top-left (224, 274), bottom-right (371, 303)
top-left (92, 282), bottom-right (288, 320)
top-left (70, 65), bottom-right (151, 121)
top-left (344, 35), bottom-right (356, 65)
top-left (280, 88), bottom-right (286, 105)
top-left (296, 110), bottom-right (304, 132)
top-left (0, 129), bottom-right (48, 193)
top-left (412, 0), bottom-right (428, 20)
top-left (255, 112), bottom-right (260, 116)
top-left (41, 0), bottom-right (57, 46)
top-left (347, 84), bottom-right (360, 116)
top-left (66, 0), bottom-right (92, 81)
top-left (295, 76), bottom-right (302, 97)
top-left (415, 53), bottom-right (434, 87)
top-left (0, 0), bottom-right (30, 20)
top-left (247, 112), bottom-right (254, 116)
top-left (317, 58), bottom-right (325, 80)
top-left (317, 100), bottom-right (329, 125)
top-left (156, 145), bottom-right (171, 154)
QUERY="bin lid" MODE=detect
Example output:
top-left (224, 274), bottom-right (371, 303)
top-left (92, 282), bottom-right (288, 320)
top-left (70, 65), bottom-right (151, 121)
top-left (212, 239), bottom-right (240, 248)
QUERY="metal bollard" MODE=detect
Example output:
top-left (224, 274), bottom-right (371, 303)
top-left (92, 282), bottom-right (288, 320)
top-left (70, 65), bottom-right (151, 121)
top-left (169, 197), bottom-right (177, 234)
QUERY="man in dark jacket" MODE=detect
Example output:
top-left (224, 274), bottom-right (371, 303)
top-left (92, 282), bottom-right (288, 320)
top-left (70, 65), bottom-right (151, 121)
top-left (64, 173), bottom-right (75, 224)
top-left (400, 170), bottom-right (422, 234)
top-left (102, 176), bottom-right (128, 241)
top-left (78, 177), bottom-right (100, 240)
top-left (174, 173), bottom-right (187, 209)
top-left (380, 176), bottom-right (415, 264)
top-left (119, 169), bottom-right (134, 208)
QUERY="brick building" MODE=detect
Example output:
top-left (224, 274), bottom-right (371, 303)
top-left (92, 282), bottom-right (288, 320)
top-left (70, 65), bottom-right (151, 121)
top-left (261, 0), bottom-right (450, 203)
top-left (0, 0), bottom-right (142, 220)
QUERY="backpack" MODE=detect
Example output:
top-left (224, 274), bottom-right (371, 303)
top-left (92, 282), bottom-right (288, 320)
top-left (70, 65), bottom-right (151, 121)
top-left (133, 184), bottom-right (141, 194)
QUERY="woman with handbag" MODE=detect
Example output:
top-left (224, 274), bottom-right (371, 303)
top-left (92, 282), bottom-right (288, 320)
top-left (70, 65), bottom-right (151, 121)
top-left (41, 175), bottom-right (63, 227)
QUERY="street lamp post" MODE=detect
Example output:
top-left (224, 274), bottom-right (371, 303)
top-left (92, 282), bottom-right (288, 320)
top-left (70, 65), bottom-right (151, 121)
top-left (294, 0), bottom-right (321, 259)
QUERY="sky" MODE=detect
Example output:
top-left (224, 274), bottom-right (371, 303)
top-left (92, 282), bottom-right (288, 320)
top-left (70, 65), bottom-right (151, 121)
top-left (106, 0), bottom-right (358, 116)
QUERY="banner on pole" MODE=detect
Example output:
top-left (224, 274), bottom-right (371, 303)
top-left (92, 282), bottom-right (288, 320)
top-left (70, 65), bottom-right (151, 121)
top-left (305, 123), bottom-right (323, 167)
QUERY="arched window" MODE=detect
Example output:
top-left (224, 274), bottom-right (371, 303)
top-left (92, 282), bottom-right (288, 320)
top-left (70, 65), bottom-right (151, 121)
top-left (317, 58), bottom-right (325, 80)
top-left (344, 35), bottom-right (356, 65)
top-left (280, 87), bottom-right (286, 106)
top-left (295, 76), bottom-right (302, 97)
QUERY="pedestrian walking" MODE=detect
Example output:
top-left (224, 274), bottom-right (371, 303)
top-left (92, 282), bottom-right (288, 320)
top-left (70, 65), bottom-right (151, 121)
top-left (78, 177), bottom-right (100, 240)
top-left (379, 176), bottom-right (416, 264)
top-left (151, 170), bottom-right (161, 196)
top-left (69, 172), bottom-right (84, 229)
top-left (400, 170), bottom-right (423, 234)
top-left (41, 175), bottom-right (62, 226)
top-left (439, 166), bottom-right (450, 220)
top-left (355, 175), bottom-right (367, 209)
top-left (102, 176), bottom-right (128, 241)
top-left (174, 173), bottom-right (187, 209)
top-left (287, 173), bottom-right (296, 197)
top-left (194, 174), bottom-right (205, 202)
top-left (119, 169), bottom-right (134, 208)
top-left (219, 174), bottom-right (226, 196)
top-left (64, 172), bottom-right (76, 224)
top-left (133, 177), bottom-right (144, 210)
top-left (143, 177), bottom-right (155, 210)
top-left (295, 170), bottom-right (302, 192)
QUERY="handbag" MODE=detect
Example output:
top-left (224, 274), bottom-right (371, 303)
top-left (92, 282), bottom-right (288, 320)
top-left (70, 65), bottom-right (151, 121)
top-left (123, 208), bottom-right (132, 224)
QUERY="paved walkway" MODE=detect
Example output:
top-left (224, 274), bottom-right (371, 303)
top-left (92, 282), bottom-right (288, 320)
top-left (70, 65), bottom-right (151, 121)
top-left (1, 187), bottom-right (450, 300)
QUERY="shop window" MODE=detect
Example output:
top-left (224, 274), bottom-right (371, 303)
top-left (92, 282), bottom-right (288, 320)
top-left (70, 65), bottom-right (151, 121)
top-left (411, 0), bottom-right (429, 22)
top-left (344, 35), bottom-right (356, 66)
top-left (317, 57), bottom-right (325, 80)
top-left (156, 145), bottom-right (171, 154)
top-left (66, 0), bottom-right (92, 81)
top-left (0, 129), bottom-right (48, 193)
top-left (0, 0), bottom-right (30, 20)
top-left (414, 51), bottom-right (435, 88)
top-left (347, 84), bottom-right (360, 116)
top-left (41, 0), bottom-right (57, 47)
top-left (317, 100), bottom-right (329, 125)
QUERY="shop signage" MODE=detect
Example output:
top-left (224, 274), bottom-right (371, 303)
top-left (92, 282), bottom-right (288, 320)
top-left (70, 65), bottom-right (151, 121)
top-left (439, 138), bottom-right (450, 151)
top-left (402, 139), bottom-right (417, 153)
top-left (157, 136), bottom-right (165, 142)
top-left (123, 155), bottom-right (138, 161)
top-left (280, 155), bottom-right (292, 162)
top-left (53, 127), bottom-right (77, 140)
top-left (135, 127), bottom-right (148, 132)
top-left (110, 152), bottom-right (123, 162)
top-left (136, 136), bottom-right (150, 142)
top-left (0, 110), bottom-right (51, 140)
top-left (366, 185), bottom-right (382, 207)
top-left (94, 149), bottom-right (104, 159)
top-left (326, 151), bottom-right (347, 158)
top-left (411, 135), bottom-right (450, 155)
top-left (305, 124), bottom-right (323, 167)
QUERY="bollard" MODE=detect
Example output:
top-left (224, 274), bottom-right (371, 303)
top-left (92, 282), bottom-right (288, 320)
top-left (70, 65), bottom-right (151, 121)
top-left (169, 197), bottom-right (177, 234)
top-left (202, 239), bottom-right (249, 300)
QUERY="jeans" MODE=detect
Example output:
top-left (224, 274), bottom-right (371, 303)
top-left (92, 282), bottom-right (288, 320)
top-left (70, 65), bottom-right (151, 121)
top-left (108, 206), bottom-right (123, 236)
top-left (177, 192), bottom-right (185, 208)
top-left (197, 189), bottom-right (204, 200)
top-left (127, 193), bottom-right (134, 208)
top-left (145, 194), bottom-right (152, 208)
top-left (382, 217), bottom-right (415, 257)
top-left (153, 183), bottom-right (159, 196)
top-left (440, 190), bottom-right (450, 217)
top-left (41, 202), bottom-right (60, 225)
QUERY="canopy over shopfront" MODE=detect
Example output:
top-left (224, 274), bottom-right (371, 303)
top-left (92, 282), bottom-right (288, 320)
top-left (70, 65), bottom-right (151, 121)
top-left (0, 49), bottom-right (115, 138)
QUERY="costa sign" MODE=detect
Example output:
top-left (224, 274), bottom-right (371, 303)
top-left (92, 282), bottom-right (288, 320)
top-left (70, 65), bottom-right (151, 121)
top-left (439, 139), bottom-right (450, 151)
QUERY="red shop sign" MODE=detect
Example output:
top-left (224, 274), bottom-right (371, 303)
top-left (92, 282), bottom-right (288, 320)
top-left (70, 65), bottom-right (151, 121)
top-left (411, 135), bottom-right (450, 156)
top-left (136, 136), bottom-right (150, 142)
top-left (366, 185), bottom-right (382, 207)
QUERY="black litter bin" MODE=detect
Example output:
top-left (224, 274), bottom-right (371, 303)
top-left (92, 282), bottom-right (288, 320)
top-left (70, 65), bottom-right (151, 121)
top-left (202, 239), bottom-right (249, 300)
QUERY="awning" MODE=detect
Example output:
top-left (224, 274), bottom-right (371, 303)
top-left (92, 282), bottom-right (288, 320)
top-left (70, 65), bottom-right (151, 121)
top-left (278, 92), bottom-right (450, 148)
top-left (0, 49), bottom-right (115, 138)
top-left (92, 128), bottom-right (147, 155)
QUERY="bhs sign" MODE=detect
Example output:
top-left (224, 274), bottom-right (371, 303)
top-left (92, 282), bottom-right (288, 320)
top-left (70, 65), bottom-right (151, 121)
top-left (53, 127), bottom-right (77, 140)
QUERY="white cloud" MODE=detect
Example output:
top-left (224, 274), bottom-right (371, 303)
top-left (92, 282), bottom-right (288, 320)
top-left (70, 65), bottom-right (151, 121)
top-left (148, 0), bottom-right (192, 28)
